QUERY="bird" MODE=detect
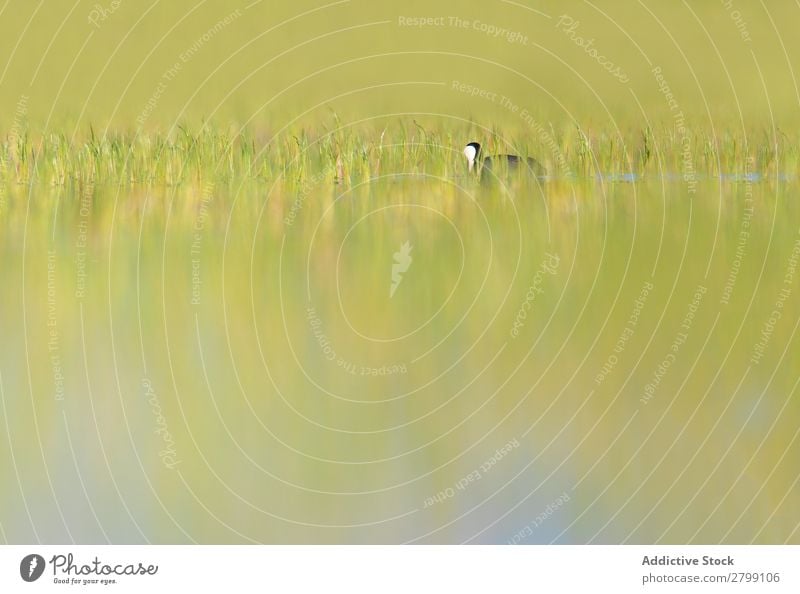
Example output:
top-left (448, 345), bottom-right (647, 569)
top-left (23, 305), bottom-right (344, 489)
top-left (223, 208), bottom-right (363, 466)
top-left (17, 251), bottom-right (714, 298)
top-left (463, 142), bottom-right (545, 178)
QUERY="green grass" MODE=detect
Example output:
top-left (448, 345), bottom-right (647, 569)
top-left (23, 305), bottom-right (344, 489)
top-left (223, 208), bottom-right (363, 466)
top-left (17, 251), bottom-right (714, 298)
top-left (2, 123), bottom-right (797, 189)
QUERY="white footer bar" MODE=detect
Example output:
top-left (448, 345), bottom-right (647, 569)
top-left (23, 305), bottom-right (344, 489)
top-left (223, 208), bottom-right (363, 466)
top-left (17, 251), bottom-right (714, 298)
top-left (1, 545), bottom-right (797, 593)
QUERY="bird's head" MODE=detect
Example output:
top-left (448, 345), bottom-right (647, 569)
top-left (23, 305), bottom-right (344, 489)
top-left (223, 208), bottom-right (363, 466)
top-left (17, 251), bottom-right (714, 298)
top-left (464, 142), bottom-right (481, 172)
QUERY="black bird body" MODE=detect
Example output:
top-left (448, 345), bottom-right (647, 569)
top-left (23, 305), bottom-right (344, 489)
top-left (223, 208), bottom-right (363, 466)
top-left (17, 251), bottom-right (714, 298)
top-left (464, 142), bottom-right (545, 177)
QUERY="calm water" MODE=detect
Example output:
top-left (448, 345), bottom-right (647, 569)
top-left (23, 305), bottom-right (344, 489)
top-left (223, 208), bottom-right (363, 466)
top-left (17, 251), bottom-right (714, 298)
top-left (1, 176), bottom-right (798, 544)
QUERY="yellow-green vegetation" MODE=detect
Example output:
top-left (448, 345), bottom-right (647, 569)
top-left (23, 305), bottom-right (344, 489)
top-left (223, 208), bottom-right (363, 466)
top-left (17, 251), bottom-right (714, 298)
top-left (1, 0), bottom-right (799, 544)
top-left (2, 123), bottom-right (797, 187)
